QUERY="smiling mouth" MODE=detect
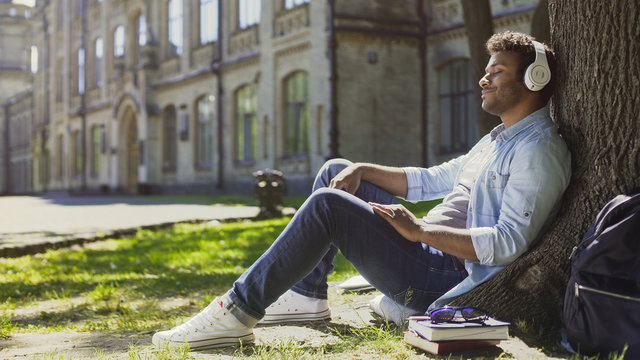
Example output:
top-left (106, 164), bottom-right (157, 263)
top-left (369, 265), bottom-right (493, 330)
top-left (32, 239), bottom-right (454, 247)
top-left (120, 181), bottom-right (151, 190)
top-left (481, 88), bottom-right (496, 98)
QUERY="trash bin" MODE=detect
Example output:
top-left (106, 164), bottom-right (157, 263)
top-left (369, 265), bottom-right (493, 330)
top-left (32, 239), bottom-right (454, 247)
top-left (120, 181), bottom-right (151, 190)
top-left (253, 169), bottom-right (287, 219)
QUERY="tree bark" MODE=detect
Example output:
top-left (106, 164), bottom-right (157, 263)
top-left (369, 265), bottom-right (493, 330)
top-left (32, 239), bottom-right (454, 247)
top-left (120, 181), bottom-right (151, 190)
top-left (461, 0), bottom-right (501, 137)
top-left (451, 0), bottom-right (640, 336)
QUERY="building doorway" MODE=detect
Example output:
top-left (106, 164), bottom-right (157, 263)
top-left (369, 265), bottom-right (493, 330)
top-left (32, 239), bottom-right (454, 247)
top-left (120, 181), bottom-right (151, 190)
top-left (125, 116), bottom-right (138, 194)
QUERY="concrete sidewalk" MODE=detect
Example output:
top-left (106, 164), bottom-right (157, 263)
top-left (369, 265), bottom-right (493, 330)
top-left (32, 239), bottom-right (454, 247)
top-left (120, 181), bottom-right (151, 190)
top-left (0, 194), bottom-right (270, 258)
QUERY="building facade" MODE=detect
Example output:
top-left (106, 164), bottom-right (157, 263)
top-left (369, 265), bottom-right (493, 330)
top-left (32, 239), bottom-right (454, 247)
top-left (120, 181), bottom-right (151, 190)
top-left (1, 0), bottom-right (540, 196)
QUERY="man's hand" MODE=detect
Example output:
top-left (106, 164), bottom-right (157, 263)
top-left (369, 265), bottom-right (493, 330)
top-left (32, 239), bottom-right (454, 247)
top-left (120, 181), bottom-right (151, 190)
top-left (369, 202), bottom-right (423, 242)
top-left (329, 164), bottom-right (363, 194)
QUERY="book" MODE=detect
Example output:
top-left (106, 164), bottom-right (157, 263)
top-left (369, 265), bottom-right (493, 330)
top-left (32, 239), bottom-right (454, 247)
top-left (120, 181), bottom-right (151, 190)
top-left (337, 275), bottom-right (375, 291)
top-left (408, 315), bottom-right (510, 341)
top-left (403, 330), bottom-right (500, 355)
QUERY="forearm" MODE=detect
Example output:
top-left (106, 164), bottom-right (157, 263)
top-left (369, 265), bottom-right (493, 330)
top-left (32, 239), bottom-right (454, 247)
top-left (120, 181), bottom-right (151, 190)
top-left (355, 163), bottom-right (408, 198)
top-left (417, 224), bottom-right (479, 262)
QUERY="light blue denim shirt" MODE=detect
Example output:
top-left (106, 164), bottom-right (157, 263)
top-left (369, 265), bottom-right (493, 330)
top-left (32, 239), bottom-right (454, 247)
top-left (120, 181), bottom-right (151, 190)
top-left (403, 107), bottom-right (571, 309)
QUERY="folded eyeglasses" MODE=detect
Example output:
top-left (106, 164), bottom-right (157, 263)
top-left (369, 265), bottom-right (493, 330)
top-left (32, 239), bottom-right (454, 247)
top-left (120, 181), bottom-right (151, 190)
top-left (428, 306), bottom-right (488, 324)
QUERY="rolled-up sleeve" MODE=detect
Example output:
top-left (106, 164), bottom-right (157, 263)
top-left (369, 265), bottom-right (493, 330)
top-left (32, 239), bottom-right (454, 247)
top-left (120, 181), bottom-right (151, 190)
top-left (402, 152), bottom-right (470, 202)
top-left (470, 138), bottom-right (571, 266)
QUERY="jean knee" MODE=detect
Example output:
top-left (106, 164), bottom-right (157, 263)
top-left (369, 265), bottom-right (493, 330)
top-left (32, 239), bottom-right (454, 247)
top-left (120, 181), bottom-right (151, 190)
top-left (320, 158), bottom-right (352, 178)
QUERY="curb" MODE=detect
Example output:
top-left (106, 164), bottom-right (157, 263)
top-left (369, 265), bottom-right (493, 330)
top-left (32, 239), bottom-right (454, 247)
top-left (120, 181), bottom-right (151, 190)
top-left (0, 217), bottom-right (255, 259)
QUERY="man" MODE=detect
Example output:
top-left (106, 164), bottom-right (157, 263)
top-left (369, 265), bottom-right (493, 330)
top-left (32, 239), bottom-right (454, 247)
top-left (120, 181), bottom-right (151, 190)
top-left (152, 31), bottom-right (571, 349)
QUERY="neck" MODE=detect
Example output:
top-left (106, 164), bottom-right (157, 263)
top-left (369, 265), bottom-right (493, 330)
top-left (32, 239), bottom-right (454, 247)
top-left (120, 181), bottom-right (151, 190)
top-left (500, 99), bottom-right (546, 128)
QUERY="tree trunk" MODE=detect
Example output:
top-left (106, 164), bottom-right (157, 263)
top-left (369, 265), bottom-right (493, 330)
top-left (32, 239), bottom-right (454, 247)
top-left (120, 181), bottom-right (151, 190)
top-left (461, 0), bottom-right (501, 137)
top-left (451, 0), bottom-right (640, 336)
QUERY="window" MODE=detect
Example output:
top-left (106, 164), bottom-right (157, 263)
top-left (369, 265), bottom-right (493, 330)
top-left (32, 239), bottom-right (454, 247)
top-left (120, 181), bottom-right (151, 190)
top-left (196, 95), bottom-right (215, 167)
top-left (72, 130), bottom-right (82, 177)
top-left (235, 85), bottom-right (256, 162)
top-left (284, 0), bottom-right (308, 10)
top-left (168, 0), bottom-right (183, 56)
top-left (77, 48), bottom-right (85, 94)
top-left (283, 71), bottom-right (310, 156)
top-left (438, 59), bottom-right (477, 154)
top-left (162, 105), bottom-right (177, 170)
top-left (238, 0), bottom-right (260, 29)
top-left (136, 14), bottom-right (146, 62)
top-left (30, 46), bottom-right (38, 74)
top-left (91, 125), bottom-right (100, 175)
top-left (114, 25), bottom-right (125, 58)
top-left (56, 134), bottom-right (64, 179)
top-left (200, 0), bottom-right (218, 44)
top-left (94, 37), bottom-right (103, 86)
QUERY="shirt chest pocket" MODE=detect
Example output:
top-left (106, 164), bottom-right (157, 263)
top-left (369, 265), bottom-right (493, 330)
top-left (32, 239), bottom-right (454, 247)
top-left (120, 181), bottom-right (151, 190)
top-left (475, 170), bottom-right (509, 216)
top-left (485, 170), bottom-right (509, 188)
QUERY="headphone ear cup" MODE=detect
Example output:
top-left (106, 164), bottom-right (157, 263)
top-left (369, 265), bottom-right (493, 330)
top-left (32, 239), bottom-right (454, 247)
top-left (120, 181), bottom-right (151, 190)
top-left (524, 63), bottom-right (551, 91)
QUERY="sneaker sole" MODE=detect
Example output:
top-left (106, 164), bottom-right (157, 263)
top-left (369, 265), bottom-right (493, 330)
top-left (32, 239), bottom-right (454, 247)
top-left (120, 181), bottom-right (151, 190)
top-left (162, 333), bottom-right (255, 350)
top-left (260, 309), bottom-right (331, 324)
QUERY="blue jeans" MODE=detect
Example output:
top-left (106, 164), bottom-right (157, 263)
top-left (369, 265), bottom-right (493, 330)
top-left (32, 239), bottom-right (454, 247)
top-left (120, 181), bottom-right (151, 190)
top-left (228, 159), bottom-right (467, 326)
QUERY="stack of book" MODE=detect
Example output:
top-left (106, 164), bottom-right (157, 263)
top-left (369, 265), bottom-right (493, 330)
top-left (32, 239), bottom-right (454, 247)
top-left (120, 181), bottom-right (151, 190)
top-left (404, 315), bottom-right (509, 355)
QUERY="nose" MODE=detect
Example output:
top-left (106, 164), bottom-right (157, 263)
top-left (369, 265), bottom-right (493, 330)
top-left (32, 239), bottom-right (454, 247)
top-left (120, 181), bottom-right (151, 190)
top-left (479, 74), bottom-right (490, 88)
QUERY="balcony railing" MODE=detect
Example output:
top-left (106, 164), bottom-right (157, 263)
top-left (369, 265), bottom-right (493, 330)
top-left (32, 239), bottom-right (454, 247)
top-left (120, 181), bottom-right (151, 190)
top-left (229, 25), bottom-right (259, 56)
top-left (274, 3), bottom-right (310, 38)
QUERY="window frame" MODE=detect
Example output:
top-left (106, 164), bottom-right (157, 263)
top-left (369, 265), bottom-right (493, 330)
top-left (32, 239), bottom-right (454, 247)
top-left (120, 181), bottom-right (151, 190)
top-left (162, 105), bottom-right (178, 172)
top-left (437, 58), bottom-right (477, 155)
top-left (167, 0), bottom-right (183, 57)
top-left (283, 71), bottom-right (310, 157)
top-left (234, 84), bottom-right (257, 163)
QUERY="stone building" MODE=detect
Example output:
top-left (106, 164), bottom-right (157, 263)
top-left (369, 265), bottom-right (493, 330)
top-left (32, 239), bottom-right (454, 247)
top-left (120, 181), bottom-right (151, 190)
top-left (0, 1), bottom-right (36, 194)
top-left (1, 0), bottom-right (540, 196)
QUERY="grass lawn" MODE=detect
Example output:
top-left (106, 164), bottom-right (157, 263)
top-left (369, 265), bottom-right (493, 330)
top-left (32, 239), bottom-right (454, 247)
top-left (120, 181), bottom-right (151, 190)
top-left (1, 199), bottom-right (603, 359)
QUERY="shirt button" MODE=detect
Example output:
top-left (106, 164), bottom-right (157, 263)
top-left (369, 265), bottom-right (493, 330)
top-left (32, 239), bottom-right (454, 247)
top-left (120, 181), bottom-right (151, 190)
top-left (492, 175), bottom-right (496, 180)
top-left (524, 212), bottom-right (530, 217)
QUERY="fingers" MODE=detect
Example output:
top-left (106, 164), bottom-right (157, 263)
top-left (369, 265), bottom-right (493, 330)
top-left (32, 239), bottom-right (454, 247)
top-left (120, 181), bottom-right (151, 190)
top-left (369, 202), bottom-right (394, 218)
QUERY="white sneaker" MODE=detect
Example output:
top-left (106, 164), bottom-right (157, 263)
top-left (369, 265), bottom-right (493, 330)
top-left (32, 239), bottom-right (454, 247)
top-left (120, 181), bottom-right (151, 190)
top-left (260, 289), bottom-right (331, 324)
top-left (152, 296), bottom-right (254, 350)
top-left (369, 294), bottom-right (423, 326)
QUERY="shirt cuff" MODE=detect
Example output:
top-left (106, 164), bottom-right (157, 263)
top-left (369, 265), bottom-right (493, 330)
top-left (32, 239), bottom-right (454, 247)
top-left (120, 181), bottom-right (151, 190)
top-left (469, 227), bottom-right (496, 265)
top-left (403, 167), bottom-right (423, 201)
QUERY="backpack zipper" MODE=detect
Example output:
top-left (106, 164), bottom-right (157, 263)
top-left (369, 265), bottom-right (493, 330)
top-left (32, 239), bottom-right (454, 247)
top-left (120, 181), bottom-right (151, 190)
top-left (575, 282), bottom-right (640, 302)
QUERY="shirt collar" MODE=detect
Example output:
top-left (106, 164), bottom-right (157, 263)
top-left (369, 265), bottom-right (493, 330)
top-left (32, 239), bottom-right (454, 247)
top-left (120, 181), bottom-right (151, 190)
top-left (490, 106), bottom-right (550, 143)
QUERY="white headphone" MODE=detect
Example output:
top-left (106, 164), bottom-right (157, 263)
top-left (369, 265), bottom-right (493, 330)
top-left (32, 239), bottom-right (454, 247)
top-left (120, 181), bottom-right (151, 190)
top-left (524, 40), bottom-right (551, 91)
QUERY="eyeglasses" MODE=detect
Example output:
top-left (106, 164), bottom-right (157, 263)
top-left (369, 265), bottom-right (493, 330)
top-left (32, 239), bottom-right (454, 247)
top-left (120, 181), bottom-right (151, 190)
top-left (428, 306), bottom-right (488, 324)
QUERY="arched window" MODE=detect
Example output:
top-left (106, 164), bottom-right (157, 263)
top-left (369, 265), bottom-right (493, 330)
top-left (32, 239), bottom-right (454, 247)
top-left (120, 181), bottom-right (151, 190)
top-left (283, 71), bottom-right (309, 156)
top-left (114, 25), bottom-right (125, 58)
top-left (438, 59), bottom-right (477, 154)
top-left (163, 105), bottom-right (177, 171)
top-left (235, 84), bottom-right (256, 162)
top-left (196, 95), bottom-right (215, 167)
top-left (91, 125), bottom-right (101, 176)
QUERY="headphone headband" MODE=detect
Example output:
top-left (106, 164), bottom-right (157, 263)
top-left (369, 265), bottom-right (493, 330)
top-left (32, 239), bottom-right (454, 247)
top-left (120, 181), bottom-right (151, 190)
top-left (524, 40), bottom-right (551, 91)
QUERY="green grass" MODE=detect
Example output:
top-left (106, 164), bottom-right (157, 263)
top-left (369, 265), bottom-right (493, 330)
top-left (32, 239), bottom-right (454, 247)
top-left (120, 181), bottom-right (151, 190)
top-left (2, 198), bottom-right (597, 360)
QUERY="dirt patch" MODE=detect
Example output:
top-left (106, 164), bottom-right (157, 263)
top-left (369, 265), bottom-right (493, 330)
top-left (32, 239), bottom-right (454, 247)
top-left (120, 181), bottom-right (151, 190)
top-left (0, 283), bottom-right (564, 359)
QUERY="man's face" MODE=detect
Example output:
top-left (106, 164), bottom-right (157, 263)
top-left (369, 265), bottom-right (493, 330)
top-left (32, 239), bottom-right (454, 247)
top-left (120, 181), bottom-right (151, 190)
top-left (479, 51), bottom-right (527, 117)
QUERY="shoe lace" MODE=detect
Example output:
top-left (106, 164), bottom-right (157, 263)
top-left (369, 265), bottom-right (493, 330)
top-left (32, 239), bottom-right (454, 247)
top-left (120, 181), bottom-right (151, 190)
top-left (175, 303), bottom-right (222, 333)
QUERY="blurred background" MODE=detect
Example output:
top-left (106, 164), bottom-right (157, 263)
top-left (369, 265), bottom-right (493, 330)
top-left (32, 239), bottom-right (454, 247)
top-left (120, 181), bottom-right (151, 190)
top-left (0, 0), bottom-right (545, 197)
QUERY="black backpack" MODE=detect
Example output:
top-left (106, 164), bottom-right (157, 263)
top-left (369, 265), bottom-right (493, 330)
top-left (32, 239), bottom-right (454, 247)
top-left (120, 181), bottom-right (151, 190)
top-left (562, 193), bottom-right (640, 358)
